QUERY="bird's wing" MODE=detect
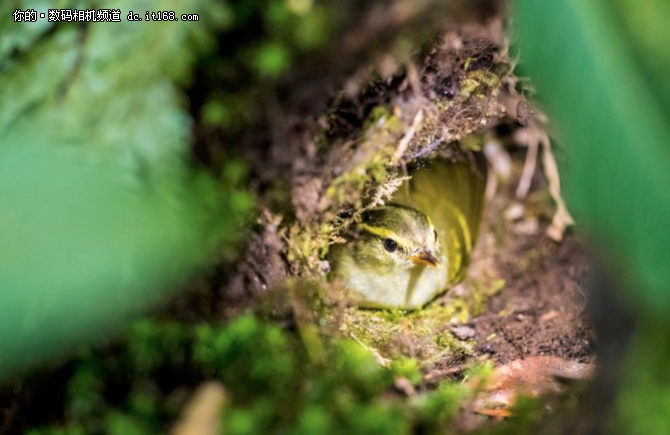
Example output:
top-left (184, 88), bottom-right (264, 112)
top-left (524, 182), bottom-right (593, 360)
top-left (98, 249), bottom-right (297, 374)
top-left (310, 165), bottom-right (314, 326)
top-left (393, 155), bottom-right (487, 284)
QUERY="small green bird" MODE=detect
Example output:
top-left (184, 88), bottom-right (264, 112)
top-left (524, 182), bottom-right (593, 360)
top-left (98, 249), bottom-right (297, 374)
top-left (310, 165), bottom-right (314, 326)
top-left (329, 157), bottom-right (486, 309)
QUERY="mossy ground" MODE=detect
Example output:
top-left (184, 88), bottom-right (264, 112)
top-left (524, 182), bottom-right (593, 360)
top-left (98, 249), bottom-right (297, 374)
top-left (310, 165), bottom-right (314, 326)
top-left (335, 282), bottom-right (501, 370)
top-left (21, 314), bottom-right (479, 435)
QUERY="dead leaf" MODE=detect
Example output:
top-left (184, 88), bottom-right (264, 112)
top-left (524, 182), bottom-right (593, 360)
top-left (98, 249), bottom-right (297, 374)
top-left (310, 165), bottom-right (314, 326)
top-left (516, 99), bottom-right (535, 126)
top-left (471, 356), bottom-right (594, 414)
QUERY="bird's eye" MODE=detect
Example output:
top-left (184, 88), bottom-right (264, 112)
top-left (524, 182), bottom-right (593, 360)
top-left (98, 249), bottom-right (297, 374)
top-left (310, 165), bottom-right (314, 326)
top-left (383, 238), bottom-right (398, 253)
top-left (434, 230), bottom-right (438, 241)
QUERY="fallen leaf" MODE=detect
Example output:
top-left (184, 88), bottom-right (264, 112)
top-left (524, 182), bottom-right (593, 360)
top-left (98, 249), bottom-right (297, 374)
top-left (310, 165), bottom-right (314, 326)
top-left (471, 356), bottom-right (594, 415)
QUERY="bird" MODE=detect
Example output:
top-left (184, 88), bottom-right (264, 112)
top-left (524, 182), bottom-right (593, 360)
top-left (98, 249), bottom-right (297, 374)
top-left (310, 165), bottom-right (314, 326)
top-left (328, 157), bottom-right (486, 309)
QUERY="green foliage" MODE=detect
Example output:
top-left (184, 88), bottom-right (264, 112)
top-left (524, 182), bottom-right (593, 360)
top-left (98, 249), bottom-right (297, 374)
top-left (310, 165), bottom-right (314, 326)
top-left (612, 321), bottom-right (670, 435)
top-left (25, 425), bottom-right (87, 435)
top-left (481, 397), bottom-right (543, 435)
top-left (197, 0), bottom-right (337, 133)
top-left (0, 0), bottom-right (232, 166)
top-left (410, 383), bottom-right (468, 434)
top-left (391, 357), bottom-right (423, 385)
top-left (67, 361), bottom-right (106, 425)
top-left (610, 0), bottom-right (670, 117)
top-left (252, 41), bottom-right (291, 78)
top-left (105, 412), bottom-right (153, 435)
top-left (0, 0), bottom-right (255, 380)
top-left (193, 315), bottom-right (297, 401)
top-left (29, 313), bottom-right (475, 435)
top-left (127, 320), bottom-right (190, 375)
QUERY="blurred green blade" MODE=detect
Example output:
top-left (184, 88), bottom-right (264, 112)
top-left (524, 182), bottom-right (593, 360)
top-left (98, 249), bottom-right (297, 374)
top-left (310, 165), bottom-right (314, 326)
top-left (0, 0), bottom-right (251, 380)
top-left (0, 140), bottom-right (222, 379)
top-left (515, 0), bottom-right (670, 311)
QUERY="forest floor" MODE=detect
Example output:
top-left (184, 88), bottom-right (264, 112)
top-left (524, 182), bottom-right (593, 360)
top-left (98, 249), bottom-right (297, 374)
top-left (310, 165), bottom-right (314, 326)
top-left (467, 169), bottom-right (594, 366)
top-left (428, 155), bottom-right (596, 425)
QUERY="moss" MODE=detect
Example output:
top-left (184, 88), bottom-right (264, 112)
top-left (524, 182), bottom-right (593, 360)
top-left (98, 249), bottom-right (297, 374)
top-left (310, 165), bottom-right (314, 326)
top-left (338, 301), bottom-right (475, 369)
top-left (391, 357), bottom-right (423, 385)
top-left (326, 106), bottom-right (404, 202)
top-left (32, 311), bottom-right (490, 435)
top-left (459, 70), bottom-right (501, 100)
top-left (286, 222), bottom-right (322, 271)
top-left (362, 106), bottom-right (404, 132)
top-left (29, 297), bottom-right (567, 435)
top-left (465, 279), bottom-right (506, 317)
top-left (285, 104), bottom-right (411, 274)
top-left (330, 270), bottom-right (504, 365)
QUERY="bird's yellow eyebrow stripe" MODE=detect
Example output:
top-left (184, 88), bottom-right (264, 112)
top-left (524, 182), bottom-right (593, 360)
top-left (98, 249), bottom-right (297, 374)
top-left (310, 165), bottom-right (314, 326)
top-left (359, 224), bottom-right (413, 248)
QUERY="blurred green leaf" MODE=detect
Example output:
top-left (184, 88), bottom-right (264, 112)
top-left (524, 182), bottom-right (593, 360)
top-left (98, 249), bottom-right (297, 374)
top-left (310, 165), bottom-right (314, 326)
top-left (1, 0), bottom-right (233, 170)
top-left (105, 411), bottom-right (152, 435)
top-left (613, 322), bottom-right (670, 435)
top-left (0, 139), bottom-right (228, 379)
top-left (515, 0), bottom-right (670, 313)
top-left (252, 41), bottom-right (290, 78)
top-left (0, 0), bottom-right (253, 380)
top-left (610, 0), bottom-right (670, 116)
top-left (25, 425), bottom-right (87, 435)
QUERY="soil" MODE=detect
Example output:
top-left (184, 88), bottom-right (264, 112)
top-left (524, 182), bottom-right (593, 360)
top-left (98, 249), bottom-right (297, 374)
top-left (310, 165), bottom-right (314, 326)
top-left (464, 165), bottom-right (595, 366)
top-left (471, 234), bottom-right (594, 364)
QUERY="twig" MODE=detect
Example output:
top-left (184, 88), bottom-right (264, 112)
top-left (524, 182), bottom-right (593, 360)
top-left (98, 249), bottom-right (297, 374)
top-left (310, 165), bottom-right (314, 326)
top-left (541, 133), bottom-right (575, 241)
top-left (513, 126), bottom-right (574, 241)
top-left (408, 138), bottom-right (442, 160)
top-left (423, 364), bottom-right (469, 383)
top-left (392, 109), bottom-right (423, 165)
top-left (516, 138), bottom-right (538, 199)
top-left (401, 161), bottom-right (411, 199)
top-left (349, 333), bottom-right (391, 367)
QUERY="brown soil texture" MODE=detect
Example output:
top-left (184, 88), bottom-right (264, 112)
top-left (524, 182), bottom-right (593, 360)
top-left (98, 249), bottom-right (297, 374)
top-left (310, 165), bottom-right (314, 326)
top-left (465, 172), bottom-right (595, 366)
top-left (472, 234), bottom-right (594, 364)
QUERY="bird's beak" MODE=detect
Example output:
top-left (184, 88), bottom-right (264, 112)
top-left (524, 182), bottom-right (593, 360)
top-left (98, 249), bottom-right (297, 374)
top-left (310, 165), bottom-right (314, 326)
top-left (410, 250), bottom-right (440, 268)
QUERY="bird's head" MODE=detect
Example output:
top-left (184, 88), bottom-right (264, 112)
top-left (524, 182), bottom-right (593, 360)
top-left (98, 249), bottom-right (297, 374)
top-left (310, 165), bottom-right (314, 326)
top-left (355, 204), bottom-right (441, 272)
